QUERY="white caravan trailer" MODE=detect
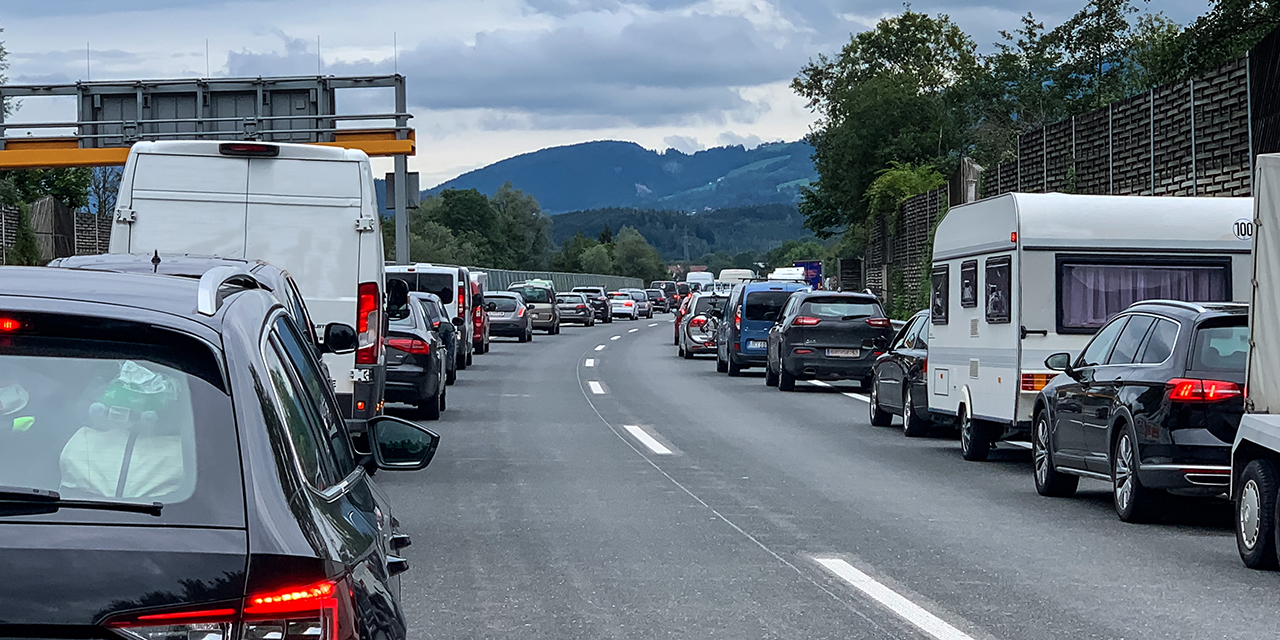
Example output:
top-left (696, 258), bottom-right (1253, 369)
top-left (929, 193), bottom-right (1253, 461)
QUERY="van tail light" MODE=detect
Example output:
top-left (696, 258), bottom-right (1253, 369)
top-left (104, 579), bottom-right (347, 640)
top-left (734, 307), bottom-right (741, 329)
top-left (1020, 372), bottom-right (1056, 391)
top-left (386, 337), bottom-right (430, 354)
top-left (794, 316), bottom-right (821, 326)
top-left (1166, 378), bottom-right (1243, 402)
top-left (219, 142), bottom-right (279, 157)
top-left (355, 282), bottom-right (380, 365)
top-left (921, 357), bottom-right (928, 374)
top-left (457, 285), bottom-right (466, 318)
top-left (866, 317), bottom-right (891, 328)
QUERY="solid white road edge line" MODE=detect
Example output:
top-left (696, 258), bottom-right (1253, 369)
top-left (588, 381), bottom-right (606, 395)
top-left (595, 345), bottom-right (606, 351)
top-left (806, 380), bottom-right (870, 402)
top-left (812, 557), bottom-right (977, 640)
top-left (623, 425), bottom-right (672, 455)
top-left (628, 328), bottom-right (639, 333)
top-left (610, 335), bottom-right (621, 341)
top-left (584, 359), bottom-right (595, 367)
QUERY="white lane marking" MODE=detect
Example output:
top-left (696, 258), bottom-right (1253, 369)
top-left (610, 335), bottom-right (621, 341)
top-left (628, 328), bottom-right (639, 333)
top-left (588, 381), bottom-right (606, 395)
top-left (584, 359), bottom-right (595, 367)
top-left (813, 557), bottom-right (976, 640)
top-left (649, 322), bottom-right (659, 327)
top-left (1003, 441), bottom-right (1032, 450)
top-left (595, 345), bottom-right (606, 351)
top-left (624, 425), bottom-right (672, 455)
top-left (806, 380), bottom-right (870, 402)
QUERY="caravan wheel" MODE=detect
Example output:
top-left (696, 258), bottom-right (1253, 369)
top-left (959, 412), bottom-right (991, 461)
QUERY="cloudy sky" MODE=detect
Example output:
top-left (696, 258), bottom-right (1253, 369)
top-left (2, 0), bottom-right (1210, 187)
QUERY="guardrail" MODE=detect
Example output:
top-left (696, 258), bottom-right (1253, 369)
top-left (469, 267), bottom-right (643, 292)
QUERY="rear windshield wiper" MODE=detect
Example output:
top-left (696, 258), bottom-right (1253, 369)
top-left (841, 314), bottom-right (871, 321)
top-left (0, 485), bottom-right (163, 516)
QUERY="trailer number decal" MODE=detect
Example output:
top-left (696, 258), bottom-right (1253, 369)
top-left (1235, 218), bottom-right (1254, 241)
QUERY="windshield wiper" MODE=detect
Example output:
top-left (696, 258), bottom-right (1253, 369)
top-left (841, 314), bottom-right (871, 321)
top-left (0, 485), bottom-right (163, 517)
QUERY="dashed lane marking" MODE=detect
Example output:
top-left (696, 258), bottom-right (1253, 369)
top-left (806, 379), bottom-right (870, 402)
top-left (649, 322), bottom-right (659, 327)
top-left (584, 359), bottom-right (595, 367)
top-left (595, 345), bottom-right (606, 351)
top-left (623, 425), bottom-right (672, 455)
top-left (588, 381), bottom-right (606, 395)
top-left (610, 335), bottom-right (622, 341)
top-left (813, 556), bottom-right (977, 640)
top-left (628, 328), bottom-right (639, 333)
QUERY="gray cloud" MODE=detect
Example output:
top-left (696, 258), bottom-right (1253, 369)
top-left (717, 131), bottom-right (763, 148)
top-left (663, 134), bottom-right (703, 153)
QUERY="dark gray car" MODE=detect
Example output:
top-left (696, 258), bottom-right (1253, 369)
top-left (556, 293), bottom-right (596, 326)
top-left (487, 291), bottom-right (534, 342)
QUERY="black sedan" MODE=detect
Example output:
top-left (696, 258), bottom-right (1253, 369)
top-left (764, 291), bottom-right (894, 391)
top-left (386, 294), bottom-right (450, 418)
top-left (1033, 300), bottom-right (1247, 523)
top-left (869, 309), bottom-right (933, 436)
top-left (412, 292), bottom-right (461, 385)
top-left (0, 264), bottom-right (439, 640)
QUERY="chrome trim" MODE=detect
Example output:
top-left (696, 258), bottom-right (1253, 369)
top-left (1184, 473), bottom-right (1231, 487)
top-left (197, 266), bottom-right (260, 316)
top-left (1140, 464), bottom-right (1231, 472)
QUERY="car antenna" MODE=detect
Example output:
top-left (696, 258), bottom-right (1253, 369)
top-left (151, 250), bottom-right (162, 273)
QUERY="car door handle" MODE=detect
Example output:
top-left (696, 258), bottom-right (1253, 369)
top-left (387, 555), bottom-right (410, 576)
top-left (389, 533), bottom-right (412, 551)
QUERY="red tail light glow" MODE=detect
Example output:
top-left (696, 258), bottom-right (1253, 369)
top-left (690, 317), bottom-right (707, 327)
top-left (386, 338), bottom-right (430, 354)
top-left (219, 142), bottom-right (279, 157)
top-left (0, 318), bottom-right (18, 332)
top-left (457, 284), bottom-right (466, 318)
top-left (517, 307), bottom-right (526, 317)
top-left (1166, 378), bottom-right (1243, 402)
top-left (577, 304), bottom-right (588, 310)
top-left (624, 301), bottom-right (634, 307)
top-left (355, 282), bottom-right (380, 365)
top-left (104, 578), bottom-right (345, 640)
top-left (794, 348), bottom-right (814, 354)
top-left (734, 307), bottom-right (741, 329)
top-left (866, 317), bottom-right (891, 328)
top-left (794, 316), bottom-right (821, 326)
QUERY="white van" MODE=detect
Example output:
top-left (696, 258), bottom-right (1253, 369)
top-left (717, 268), bottom-right (755, 284)
top-left (108, 140), bottom-right (387, 422)
top-left (385, 263), bottom-right (475, 368)
top-left (929, 192), bottom-right (1253, 461)
top-left (685, 271), bottom-right (714, 291)
top-left (767, 266), bottom-right (806, 282)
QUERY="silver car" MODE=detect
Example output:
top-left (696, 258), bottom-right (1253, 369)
top-left (624, 288), bottom-right (654, 318)
top-left (609, 291), bottom-right (640, 320)
top-left (486, 291), bottom-right (534, 343)
top-left (678, 292), bottom-right (728, 359)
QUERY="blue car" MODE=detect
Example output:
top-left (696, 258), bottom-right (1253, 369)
top-left (716, 280), bottom-right (811, 376)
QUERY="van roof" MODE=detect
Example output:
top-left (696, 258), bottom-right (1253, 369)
top-left (130, 140), bottom-right (370, 163)
top-left (933, 192), bottom-right (1252, 261)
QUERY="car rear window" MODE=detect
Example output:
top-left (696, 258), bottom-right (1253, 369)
top-left (1191, 322), bottom-right (1249, 372)
top-left (799, 298), bottom-right (882, 319)
top-left (511, 287), bottom-right (551, 304)
top-left (646, 290), bottom-right (661, 299)
top-left (744, 290), bottom-right (794, 321)
top-left (0, 314), bottom-right (241, 527)
top-left (490, 297), bottom-right (519, 312)
top-left (557, 295), bottom-right (585, 304)
top-left (391, 272), bottom-right (455, 304)
top-left (693, 297), bottom-right (727, 315)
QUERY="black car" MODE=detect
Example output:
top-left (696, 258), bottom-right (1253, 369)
top-left (764, 291), bottom-right (894, 391)
top-left (0, 265), bottom-right (439, 639)
top-left (386, 294), bottom-right (450, 418)
top-left (411, 292), bottom-right (461, 385)
top-left (556, 292), bottom-right (596, 326)
top-left (646, 289), bottom-right (670, 313)
top-left (1033, 300), bottom-right (1248, 522)
top-left (571, 286), bottom-right (613, 323)
top-left (869, 310), bottom-right (932, 436)
top-left (487, 291), bottom-right (535, 342)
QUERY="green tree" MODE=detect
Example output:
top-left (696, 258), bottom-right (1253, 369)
top-left (863, 162), bottom-right (945, 232)
top-left (491, 182), bottom-right (551, 270)
top-left (435, 188), bottom-right (499, 242)
top-left (1179, 0), bottom-right (1280, 78)
top-left (580, 244), bottom-right (614, 275)
top-left (6, 203), bottom-right (41, 265)
top-left (597, 225), bottom-right (613, 244)
top-left (612, 226), bottom-right (667, 282)
top-left (550, 232), bottom-right (598, 272)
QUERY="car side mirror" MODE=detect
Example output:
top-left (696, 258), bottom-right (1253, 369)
top-left (386, 278), bottom-right (409, 308)
top-left (486, 301), bottom-right (497, 312)
top-left (367, 415), bottom-right (440, 471)
top-left (451, 317), bottom-right (465, 328)
top-left (321, 322), bottom-right (358, 354)
top-left (1045, 352), bottom-right (1079, 379)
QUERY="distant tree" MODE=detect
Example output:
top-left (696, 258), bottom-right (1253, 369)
top-left (1179, 0), bottom-right (1280, 77)
top-left (435, 188), bottom-right (499, 242)
top-left (88, 167), bottom-right (123, 216)
top-left (490, 182), bottom-right (551, 269)
top-left (612, 226), bottom-right (667, 282)
top-left (580, 244), bottom-right (614, 275)
top-left (550, 232), bottom-right (598, 272)
top-left (597, 225), bottom-right (613, 244)
top-left (7, 203), bottom-right (41, 265)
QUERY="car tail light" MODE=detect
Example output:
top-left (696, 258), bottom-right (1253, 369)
top-left (104, 579), bottom-right (346, 640)
top-left (1166, 378), bottom-right (1243, 402)
top-left (866, 317), bottom-right (891, 328)
top-left (517, 307), bottom-right (526, 317)
top-left (625, 301), bottom-right (634, 307)
top-left (219, 142), bottom-right (279, 157)
top-left (794, 348), bottom-right (814, 354)
top-left (921, 357), bottom-right (928, 373)
top-left (386, 337), bottom-right (430, 354)
top-left (0, 318), bottom-right (18, 332)
top-left (355, 282), bottom-right (380, 365)
top-left (690, 317), bottom-right (707, 327)
top-left (794, 316), bottom-right (821, 326)
top-left (577, 304), bottom-right (587, 310)
top-left (1020, 372), bottom-right (1056, 391)
top-left (734, 307), bottom-right (741, 329)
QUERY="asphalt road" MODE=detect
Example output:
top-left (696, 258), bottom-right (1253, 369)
top-left (376, 316), bottom-right (1280, 640)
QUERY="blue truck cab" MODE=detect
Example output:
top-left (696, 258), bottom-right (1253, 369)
top-left (716, 280), bottom-right (810, 376)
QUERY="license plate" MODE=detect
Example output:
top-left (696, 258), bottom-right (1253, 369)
top-left (748, 340), bottom-right (767, 349)
top-left (487, 312), bottom-right (504, 317)
top-left (826, 348), bottom-right (860, 358)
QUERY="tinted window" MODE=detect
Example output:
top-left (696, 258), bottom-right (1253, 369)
top-left (283, 278), bottom-right (317, 346)
top-left (1059, 262), bottom-right (1229, 330)
top-left (677, 284), bottom-right (690, 295)
top-left (1078, 316), bottom-right (1128, 367)
top-left (1107, 315), bottom-right (1155, 365)
top-left (629, 291), bottom-right (646, 301)
top-left (1139, 319), bottom-right (1180, 364)
top-left (892, 318), bottom-right (920, 350)
top-left (744, 291), bottom-right (793, 321)
top-left (511, 286), bottom-right (551, 304)
top-left (693, 297), bottom-right (727, 315)
top-left (557, 294), bottom-right (585, 304)
top-left (388, 303), bottom-right (416, 327)
top-left (798, 298), bottom-right (881, 319)
top-left (397, 272), bottom-right (454, 303)
top-left (417, 298), bottom-right (444, 322)
top-left (646, 290), bottom-right (661, 299)
top-left (274, 317), bottom-right (356, 478)
top-left (490, 297), bottom-right (519, 312)
top-left (1191, 323), bottom-right (1249, 372)
top-left (262, 341), bottom-right (339, 489)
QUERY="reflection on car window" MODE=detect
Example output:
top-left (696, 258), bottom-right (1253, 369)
top-left (1192, 324), bottom-right (1248, 372)
top-left (263, 338), bottom-right (340, 490)
top-left (274, 317), bottom-right (355, 478)
top-left (489, 297), bottom-right (519, 312)
top-left (1139, 319), bottom-right (1180, 364)
top-left (1108, 315), bottom-right (1155, 365)
top-left (1078, 316), bottom-right (1129, 367)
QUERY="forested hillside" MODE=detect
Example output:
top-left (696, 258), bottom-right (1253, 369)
top-left (549, 204), bottom-right (812, 261)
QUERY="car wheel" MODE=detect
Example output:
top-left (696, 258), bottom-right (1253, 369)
top-left (456, 352), bottom-right (467, 371)
top-left (868, 378), bottom-right (891, 426)
top-left (446, 367), bottom-right (457, 385)
top-left (764, 358), bottom-right (779, 387)
top-left (902, 388), bottom-right (929, 437)
top-left (419, 384), bottom-right (441, 420)
top-left (682, 344), bottom-right (694, 359)
top-left (439, 384), bottom-right (447, 411)
top-left (716, 352), bottom-right (728, 373)
top-left (959, 411), bottom-right (991, 461)
top-left (527, 330), bottom-right (534, 342)
top-left (466, 350), bottom-right (473, 367)
top-left (1237, 459), bottom-right (1280, 569)
top-left (778, 367), bottom-right (795, 391)
top-left (1112, 423), bottom-right (1164, 523)
top-left (518, 331), bottom-right (528, 343)
top-left (1032, 411), bottom-right (1078, 497)
top-left (727, 357), bottom-right (742, 377)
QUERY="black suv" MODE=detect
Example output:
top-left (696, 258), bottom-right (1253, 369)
top-left (1032, 300), bottom-right (1247, 522)
top-left (763, 291), bottom-right (893, 391)
top-left (0, 265), bottom-right (439, 639)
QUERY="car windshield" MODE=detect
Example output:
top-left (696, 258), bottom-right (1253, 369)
top-left (1191, 323), bottom-right (1249, 372)
top-left (744, 290), bottom-right (794, 321)
top-left (512, 287), bottom-right (551, 304)
top-left (490, 297), bottom-right (519, 312)
top-left (800, 298), bottom-right (881, 319)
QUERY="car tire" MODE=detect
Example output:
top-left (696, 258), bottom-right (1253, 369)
top-left (439, 385), bottom-right (447, 411)
top-left (959, 411), bottom-right (991, 461)
top-left (778, 368), bottom-right (795, 391)
top-left (456, 352), bottom-right (467, 371)
top-left (902, 388), bottom-right (929, 437)
top-left (466, 350), bottom-right (473, 367)
top-left (1032, 411), bottom-right (1078, 497)
top-left (682, 344), bottom-right (694, 359)
top-left (1237, 459), bottom-right (1280, 569)
top-left (764, 360), bottom-right (779, 387)
top-left (518, 331), bottom-right (528, 343)
top-left (716, 353), bottom-right (728, 373)
top-left (1112, 423), bottom-right (1164, 523)
top-left (419, 384), bottom-right (442, 421)
top-left (869, 378), bottom-right (891, 427)
top-left (446, 367), bottom-right (457, 385)
top-left (727, 357), bottom-right (742, 377)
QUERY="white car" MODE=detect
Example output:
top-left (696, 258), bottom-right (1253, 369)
top-left (609, 291), bottom-right (639, 320)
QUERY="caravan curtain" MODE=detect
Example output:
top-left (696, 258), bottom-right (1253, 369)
top-left (1060, 263), bottom-right (1228, 329)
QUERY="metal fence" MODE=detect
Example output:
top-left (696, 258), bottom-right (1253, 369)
top-left (470, 267), bottom-right (643, 292)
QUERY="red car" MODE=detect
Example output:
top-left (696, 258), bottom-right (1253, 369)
top-left (471, 280), bottom-right (491, 354)
top-left (673, 295), bottom-right (694, 345)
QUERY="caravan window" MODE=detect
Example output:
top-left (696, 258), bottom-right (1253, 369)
top-left (930, 265), bottom-right (948, 325)
top-left (985, 256), bottom-right (1011, 324)
top-left (1057, 259), bottom-right (1230, 332)
top-left (960, 260), bottom-right (978, 308)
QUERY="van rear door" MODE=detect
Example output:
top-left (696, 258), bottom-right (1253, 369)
top-left (120, 152), bottom-right (248, 256)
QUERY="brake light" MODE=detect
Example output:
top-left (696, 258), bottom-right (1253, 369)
top-left (0, 318), bottom-right (18, 332)
top-left (355, 282), bottom-right (380, 365)
top-left (866, 317), bottom-right (891, 328)
top-left (219, 142), bottom-right (279, 157)
top-left (1166, 378), bottom-right (1243, 402)
top-left (386, 337), bottom-right (430, 354)
top-left (794, 316), bottom-right (821, 326)
top-left (625, 301), bottom-right (634, 307)
top-left (734, 307), bottom-right (741, 329)
top-left (517, 307), bottom-right (526, 317)
top-left (690, 317), bottom-right (707, 327)
top-left (457, 284), bottom-right (466, 318)
top-left (1020, 372), bottom-right (1056, 391)
top-left (104, 579), bottom-right (345, 639)
top-left (577, 304), bottom-right (588, 310)
top-left (794, 348), bottom-right (814, 354)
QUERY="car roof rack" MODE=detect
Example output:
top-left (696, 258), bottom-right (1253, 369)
top-left (1129, 299), bottom-right (1248, 314)
top-left (196, 266), bottom-right (262, 316)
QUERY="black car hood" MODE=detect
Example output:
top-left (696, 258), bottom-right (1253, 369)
top-left (0, 523), bottom-right (247, 627)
